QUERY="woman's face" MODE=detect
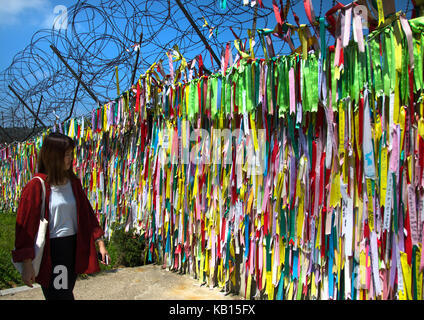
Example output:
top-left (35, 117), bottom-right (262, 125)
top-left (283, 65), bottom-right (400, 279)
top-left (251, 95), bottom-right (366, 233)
top-left (64, 148), bottom-right (73, 171)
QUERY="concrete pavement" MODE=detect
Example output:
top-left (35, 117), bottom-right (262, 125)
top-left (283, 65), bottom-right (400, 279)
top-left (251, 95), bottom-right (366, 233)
top-left (0, 264), bottom-right (243, 300)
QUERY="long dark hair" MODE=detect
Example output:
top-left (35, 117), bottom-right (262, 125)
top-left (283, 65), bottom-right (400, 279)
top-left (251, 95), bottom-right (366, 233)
top-left (37, 132), bottom-right (76, 185)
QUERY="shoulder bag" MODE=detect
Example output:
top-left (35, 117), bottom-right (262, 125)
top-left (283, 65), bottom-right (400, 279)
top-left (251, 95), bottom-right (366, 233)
top-left (12, 176), bottom-right (48, 277)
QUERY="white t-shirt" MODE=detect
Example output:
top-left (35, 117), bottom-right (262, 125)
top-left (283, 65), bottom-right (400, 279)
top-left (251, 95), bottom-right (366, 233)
top-left (48, 180), bottom-right (78, 238)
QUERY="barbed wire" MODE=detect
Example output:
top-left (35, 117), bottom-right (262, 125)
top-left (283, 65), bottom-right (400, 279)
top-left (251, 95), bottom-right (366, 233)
top-left (0, 0), bottom-right (413, 138)
top-left (0, 0), bottom-right (306, 134)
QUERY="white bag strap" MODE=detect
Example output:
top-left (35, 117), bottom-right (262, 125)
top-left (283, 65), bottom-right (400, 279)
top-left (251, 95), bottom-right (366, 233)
top-left (32, 176), bottom-right (46, 220)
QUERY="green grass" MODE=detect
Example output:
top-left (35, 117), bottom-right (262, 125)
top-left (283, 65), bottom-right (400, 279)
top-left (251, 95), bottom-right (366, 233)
top-left (0, 211), bottom-right (25, 290)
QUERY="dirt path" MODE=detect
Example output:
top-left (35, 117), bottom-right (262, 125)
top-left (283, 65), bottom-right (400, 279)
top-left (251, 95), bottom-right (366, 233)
top-left (0, 264), bottom-right (242, 300)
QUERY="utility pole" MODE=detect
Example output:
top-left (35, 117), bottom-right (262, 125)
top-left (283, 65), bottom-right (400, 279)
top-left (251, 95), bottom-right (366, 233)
top-left (131, 32), bottom-right (143, 86)
top-left (64, 72), bottom-right (82, 122)
top-left (175, 0), bottom-right (221, 66)
top-left (8, 85), bottom-right (47, 128)
top-left (23, 95), bottom-right (43, 141)
top-left (50, 45), bottom-right (101, 106)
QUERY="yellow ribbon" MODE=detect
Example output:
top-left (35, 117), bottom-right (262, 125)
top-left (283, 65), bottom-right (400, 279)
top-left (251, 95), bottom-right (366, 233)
top-left (234, 39), bottom-right (251, 60)
top-left (298, 25), bottom-right (308, 60)
top-left (115, 66), bottom-right (120, 97)
top-left (377, 0), bottom-right (385, 27)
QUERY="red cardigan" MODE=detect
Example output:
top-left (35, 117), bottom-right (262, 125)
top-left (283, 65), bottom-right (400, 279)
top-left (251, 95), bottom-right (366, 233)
top-left (12, 173), bottom-right (104, 288)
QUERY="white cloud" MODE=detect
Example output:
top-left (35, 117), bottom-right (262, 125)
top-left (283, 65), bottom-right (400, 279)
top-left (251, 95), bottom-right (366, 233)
top-left (42, 5), bottom-right (68, 30)
top-left (0, 0), bottom-right (50, 25)
top-left (41, 12), bottom-right (57, 29)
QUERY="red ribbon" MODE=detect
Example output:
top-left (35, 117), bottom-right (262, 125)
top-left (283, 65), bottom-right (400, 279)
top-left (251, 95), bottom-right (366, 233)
top-left (197, 80), bottom-right (202, 115)
top-left (408, 66), bottom-right (415, 118)
top-left (404, 204), bottom-right (413, 265)
top-left (310, 140), bottom-right (317, 217)
top-left (321, 207), bottom-right (326, 258)
top-left (419, 136), bottom-right (424, 181)
top-left (318, 151), bottom-right (326, 207)
top-left (264, 203), bottom-right (269, 236)
top-left (135, 81), bottom-right (140, 113)
top-left (224, 42), bottom-right (230, 75)
top-left (201, 218), bottom-right (205, 251)
top-left (272, 0), bottom-right (283, 25)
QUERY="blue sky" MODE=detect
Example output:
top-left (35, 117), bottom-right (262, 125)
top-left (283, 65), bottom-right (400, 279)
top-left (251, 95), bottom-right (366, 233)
top-left (0, 0), bottom-right (414, 72)
top-left (0, 0), bottom-right (355, 72)
top-left (0, 0), bottom-right (77, 72)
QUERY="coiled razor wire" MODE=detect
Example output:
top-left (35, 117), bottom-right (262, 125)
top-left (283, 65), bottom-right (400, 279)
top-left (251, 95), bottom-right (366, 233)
top-left (0, 0), bottom-right (413, 139)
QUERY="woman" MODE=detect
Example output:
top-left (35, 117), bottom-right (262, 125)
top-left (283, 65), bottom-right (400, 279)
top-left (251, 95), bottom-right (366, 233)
top-left (12, 132), bottom-right (109, 300)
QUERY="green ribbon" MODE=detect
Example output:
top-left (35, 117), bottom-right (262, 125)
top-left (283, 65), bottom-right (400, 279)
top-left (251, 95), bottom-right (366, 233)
top-left (401, 35), bottom-right (410, 104)
top-left (289, 207), bottom-right (296, 244)
top-left (283, 240), bottom-right (290, 278)
top-left (392, 172), bottom-right (398, 234)
top-left (255, 60), bottom-right (260, 107)
top-left (200, 78), bottom-right (204, 116)
top-left (382, 28), bottom-right (393, 96)
top-left (278, 56), bottom-right (289, 116)
top-left (412, 245), bottom-right (418, 300)
top-left (265, 233), bottom-right (272, 272)
top-left (266, 60), bottom-right (273, 114)
top-left (409, 16), bottom-right (424, 90)
top-left (370, 37), bottom-right (383, 97)
top-left (187, 80), bottom-right (196, 121)
top-left (225, 73), bottom-right (232, 116)
top-left (220, 76), bottom-right (227, 118)
top-left (320, 17), bottom-right (326, 66)
top-left (287, 114), bottom-right (298, 159)
top-left (280, 205), bottom-right (287, 240)
top-left (303, 52), bottom-right (319, 112)
top-left (246, 61), bottom-right (254, 113)
top-left (220, 0), bottom-right (226, 10)
top-left (194, 79), bottom-right (199, 118)
top-left (210, 76), bottom-right (218, 119)
top-left (330, 52), bottom-right (338, 111)
top-left (413, 34), bottom-right (423, 92)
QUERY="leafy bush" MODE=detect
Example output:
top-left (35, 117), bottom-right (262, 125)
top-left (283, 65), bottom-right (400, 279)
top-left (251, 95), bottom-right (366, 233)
top-left (108, 222), bottom-right (146, 267)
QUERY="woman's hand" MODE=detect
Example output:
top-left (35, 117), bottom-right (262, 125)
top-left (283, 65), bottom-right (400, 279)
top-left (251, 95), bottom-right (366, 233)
top-left (97, 240), bottom-right (110, 265)
top-left (22, 259), bottom-right (35, 287)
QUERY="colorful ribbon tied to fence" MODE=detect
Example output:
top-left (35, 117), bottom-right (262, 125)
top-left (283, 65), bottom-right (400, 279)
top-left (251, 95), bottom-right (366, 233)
top-left (1, 14), bottom-right (424, 300)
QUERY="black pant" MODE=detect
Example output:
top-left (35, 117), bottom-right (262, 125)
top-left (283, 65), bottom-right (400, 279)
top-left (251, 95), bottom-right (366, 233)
top-left (42, 234), bottom-right (77, 300)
